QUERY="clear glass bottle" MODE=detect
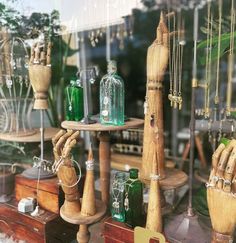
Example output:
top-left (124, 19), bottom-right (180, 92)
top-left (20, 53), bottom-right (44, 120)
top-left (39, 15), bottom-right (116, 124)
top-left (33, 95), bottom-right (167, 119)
top-left (110, 172), bottom-right (127, 222)
top-left (65, 79), bottom-right (84, 121)
top-left (124, 168), bottom-right (144, 228)
top-left (100, 60), bottom-right (124, 126)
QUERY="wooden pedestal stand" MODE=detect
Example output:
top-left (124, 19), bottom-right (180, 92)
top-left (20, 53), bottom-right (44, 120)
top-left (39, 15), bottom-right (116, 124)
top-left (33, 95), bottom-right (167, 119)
top-left (61, 118), bottom-right (144, 206)
top-left (60, 118), bottom-right (143, 242)
top-left (60, 199), bottom-right (106, 243)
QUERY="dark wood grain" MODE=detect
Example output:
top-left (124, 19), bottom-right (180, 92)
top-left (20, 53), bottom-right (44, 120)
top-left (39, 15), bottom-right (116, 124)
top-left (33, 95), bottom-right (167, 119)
top-left (15, 175), bottom-right (59, 214)
top-left (0, 199), bottom-right (78, 243)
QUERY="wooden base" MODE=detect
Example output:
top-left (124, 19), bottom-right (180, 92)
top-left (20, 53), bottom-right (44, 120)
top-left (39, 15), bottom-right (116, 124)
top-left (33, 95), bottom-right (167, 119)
top-left (60, 199), bottom-right (106, 225)
top-left (142, 168), bottom-right (188, 190)
top-left (0, 127), bottom-right (60, 143)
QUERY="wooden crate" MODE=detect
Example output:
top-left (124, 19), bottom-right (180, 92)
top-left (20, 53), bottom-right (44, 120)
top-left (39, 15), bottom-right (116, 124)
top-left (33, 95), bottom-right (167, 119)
top-left (0, 199), bottom-right (78, 243)
top-left (15, 174), bottom-right (60, 214)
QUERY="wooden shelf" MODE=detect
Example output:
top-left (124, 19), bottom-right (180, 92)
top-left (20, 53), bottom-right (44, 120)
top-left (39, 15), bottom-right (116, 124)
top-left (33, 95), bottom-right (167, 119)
top-left (60, 199), bottom-right (106, 225)
top-left (61, 118), bottom-right (144, 132)
top-left (0, 127), bottom-right (60, 143)
top-left (111, 153), bottom-right (188, 190)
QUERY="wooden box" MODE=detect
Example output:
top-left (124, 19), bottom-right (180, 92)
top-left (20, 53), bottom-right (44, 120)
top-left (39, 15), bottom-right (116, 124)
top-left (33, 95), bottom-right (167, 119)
top-left (0, 199), bottom-right (78, 243)
top-left (15, 174), bottom-right (60, 214)
top-left (103, 217), bottom-right (166, 243)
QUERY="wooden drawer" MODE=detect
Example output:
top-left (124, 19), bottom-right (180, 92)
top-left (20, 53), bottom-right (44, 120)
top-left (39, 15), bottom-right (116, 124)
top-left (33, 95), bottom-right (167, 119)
top-left (15, 174), bottom-right (59, 214)
top-left (0, 199), bottom-right (77, 243)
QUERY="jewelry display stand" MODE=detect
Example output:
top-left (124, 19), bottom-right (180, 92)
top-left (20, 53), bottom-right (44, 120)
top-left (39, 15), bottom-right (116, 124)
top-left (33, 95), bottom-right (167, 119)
top-left (61, 118), bottom-right (144, 205)
top-left (165, 7), bottom-right (209, 242)
top-left (22, 110), bottom-right (56, 179)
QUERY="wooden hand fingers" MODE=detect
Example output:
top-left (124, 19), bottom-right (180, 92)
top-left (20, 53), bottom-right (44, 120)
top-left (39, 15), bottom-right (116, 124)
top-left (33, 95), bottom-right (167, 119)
top-left (30, 41), bottom-right (51, 66)
top-left (62, 139), bottom-right (77, 158)
top-left (232, 175), bottom-right (236, 194)
top-left (209, 143), bottom-right (225, 186)
top-left (64, 131), bottom-right (80, 148)
top-left (52, 129), bottom-right (66, 147)
top-left (216, 140), bottom-right (236, 189)
top-left (223, 146), bottom-right (236, 192)
top-left (46, 42), bottom-right (52, 66)
top-left (55, 130), bottom-right (74, 156)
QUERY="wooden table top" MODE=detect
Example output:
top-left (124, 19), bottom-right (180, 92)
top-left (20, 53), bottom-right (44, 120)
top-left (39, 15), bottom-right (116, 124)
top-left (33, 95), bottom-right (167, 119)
top-left (60, 199), bottom-right (106, 225)
top-left (61, 118), bottom-right (144, 132)
top-left (0, 127), bottom-right (60, 143)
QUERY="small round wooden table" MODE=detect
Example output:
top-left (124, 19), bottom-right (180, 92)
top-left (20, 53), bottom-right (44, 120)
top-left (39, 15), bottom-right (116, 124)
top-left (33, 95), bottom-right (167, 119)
top-left (61, 118), bottom-right (144, 206)
top-left (0, 127), bottom-right (60, 143)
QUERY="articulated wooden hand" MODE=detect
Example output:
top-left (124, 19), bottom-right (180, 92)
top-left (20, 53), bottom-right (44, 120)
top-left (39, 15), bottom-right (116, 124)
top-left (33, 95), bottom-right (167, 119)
top-left (207, 140), bottom-right (236, 243)
top-left (29, 42), bottom-right (52, 109)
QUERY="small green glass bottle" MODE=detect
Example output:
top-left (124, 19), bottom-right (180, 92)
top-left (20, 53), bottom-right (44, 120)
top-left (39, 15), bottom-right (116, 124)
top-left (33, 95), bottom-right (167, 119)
top-left (73, 79), bottom-right (84, 121)
top-left (65, 79), bottom-right (84, 121)
top-left (111, 172), bottom-right (127, 222)
top-left (100, 60), bottom-right (125, 126)
top-left (124, 168), bottom-right (144, 228)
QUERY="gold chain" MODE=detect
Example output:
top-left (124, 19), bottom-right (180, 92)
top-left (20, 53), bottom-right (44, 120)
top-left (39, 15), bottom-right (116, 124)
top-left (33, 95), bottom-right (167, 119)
top-left (214, 0), bottom-right (222, 105)
top-left (204, 1), bottom-right (211, 118)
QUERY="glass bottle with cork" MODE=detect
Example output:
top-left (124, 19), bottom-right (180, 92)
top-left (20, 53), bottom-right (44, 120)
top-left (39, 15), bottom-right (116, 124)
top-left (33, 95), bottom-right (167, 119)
top-left (100, 60), bottom-right (124, 126)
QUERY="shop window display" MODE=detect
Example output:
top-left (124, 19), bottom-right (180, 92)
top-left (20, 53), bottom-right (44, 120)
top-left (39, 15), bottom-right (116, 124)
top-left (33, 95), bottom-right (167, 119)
top-left (0, 0), bottom-right (235, 243)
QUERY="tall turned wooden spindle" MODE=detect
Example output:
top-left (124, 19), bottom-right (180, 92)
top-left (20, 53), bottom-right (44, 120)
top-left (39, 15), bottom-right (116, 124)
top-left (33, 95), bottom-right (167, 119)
top-left (81, 147), bottom-right (96, 216)
top-left (141, 12), bottom-right (169, 182)
top-left (98, 131), bottom-right (111, 205)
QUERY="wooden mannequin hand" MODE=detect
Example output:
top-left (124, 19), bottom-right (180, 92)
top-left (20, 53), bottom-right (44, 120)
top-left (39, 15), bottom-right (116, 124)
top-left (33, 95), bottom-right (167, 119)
top-left (29, 42), bottom-right (52, 109)
top-left (207, 140), bottom-right (236, 243)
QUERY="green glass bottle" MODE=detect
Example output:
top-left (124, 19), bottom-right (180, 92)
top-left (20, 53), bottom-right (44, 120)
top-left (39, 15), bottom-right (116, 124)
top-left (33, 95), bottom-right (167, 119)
top-left (65, 79), bottom-right (84, 121)
top-left (124, 168), bottom-right (144, 228)
top-left (73, 79), bottom-right (84, 121)
top-left (100, 60), bottom-right (124, 126)
top-left (111, 172), bottom-right (127, 222)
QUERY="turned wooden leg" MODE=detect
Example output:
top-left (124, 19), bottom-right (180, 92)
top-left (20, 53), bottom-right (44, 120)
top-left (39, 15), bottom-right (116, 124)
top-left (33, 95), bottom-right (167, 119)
top-left (77, 224), bottom-right (90, 243)
top-left (98, 131), bottom-right (111, 206)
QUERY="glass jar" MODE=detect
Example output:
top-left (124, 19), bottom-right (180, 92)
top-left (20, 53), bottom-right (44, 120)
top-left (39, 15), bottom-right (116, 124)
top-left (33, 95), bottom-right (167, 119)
top-left (110, 172), bottom-right (127, 222)
top-left (124, 168), bottom-right (144, 228)
top-left (65, 79), bottom-right (84, 121)
top-left (100, 60), bottom-right (124, 126)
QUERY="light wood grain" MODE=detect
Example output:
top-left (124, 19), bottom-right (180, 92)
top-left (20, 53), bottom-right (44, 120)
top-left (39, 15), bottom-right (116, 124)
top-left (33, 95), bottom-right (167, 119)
top-left (60, 199), bottom-right (106, 225)
top-left (61, 118), bottom-right (144, 132)
top-left (0, 127), bottom-right (60, 142)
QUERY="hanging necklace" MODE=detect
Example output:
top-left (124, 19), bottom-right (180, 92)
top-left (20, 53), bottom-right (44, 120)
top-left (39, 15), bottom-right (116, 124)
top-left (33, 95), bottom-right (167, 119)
top-left (124, 178), bottom-right (139, 211)
top-left (168, 9), bottom-right (184, 110)
top-left (66, 86), bottom-right (73, 111)
top-left (226, 0), bottom-right (235, 117)
top-left (214, 0), bottom-right (222, 105)
top-left (111, 179), bottom-right (126, 213)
